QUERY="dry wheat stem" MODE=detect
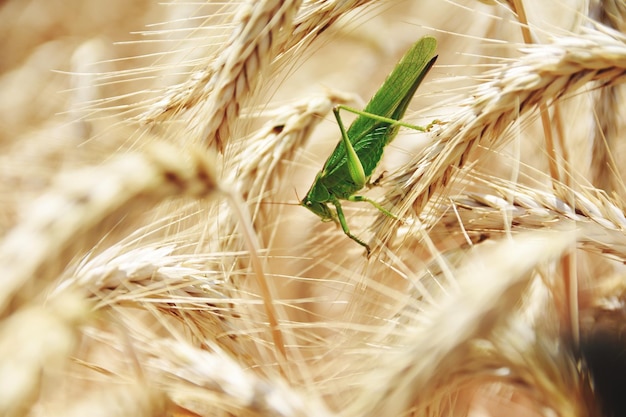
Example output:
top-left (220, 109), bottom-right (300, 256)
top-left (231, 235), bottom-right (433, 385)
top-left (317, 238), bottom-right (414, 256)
top-left (221, 188), bottom-right (289, 365)
top-left (591, 0), bottom-right (626, 194)
top-left (0, 142), bottom-right (219, 316)
top-left (510, 0), bottom-right (564, 188)
top-left (372, 25), bottom-right (626, 254)
top-left (591, 85), bottom-right (621, 192)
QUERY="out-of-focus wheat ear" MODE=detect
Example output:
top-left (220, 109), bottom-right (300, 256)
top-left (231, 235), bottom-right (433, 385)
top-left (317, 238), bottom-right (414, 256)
top-left (45, 384), bottom-right (167, 417)
top-left (196, 0), bottom-right (302, 152)
top-left (67, 38), bottom-right (110, 137)
top-left (0, 138), bottom-right (287, 363)
top-left (371, 27), bottom-right (626, 255)
top-left (595, 0), bottom-right (626, 33)
top-left (0, 292), bottom-right (89, 417)
top-left (419, 261), bottom-right (590, 416)
top-left (350, 231), bottom-right (575, 417)
top-left (591, 86), bottom-right (622, 193)
top-left (229, 90), bottom-right (358, 231)
top-left (0, 141), bottom-right (219, 316)
top-left (141, 340), bottom-right (334, 417)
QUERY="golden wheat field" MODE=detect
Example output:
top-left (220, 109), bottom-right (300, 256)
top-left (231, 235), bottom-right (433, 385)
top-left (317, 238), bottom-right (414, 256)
top-left (1, 0), bottom-right (626, 416)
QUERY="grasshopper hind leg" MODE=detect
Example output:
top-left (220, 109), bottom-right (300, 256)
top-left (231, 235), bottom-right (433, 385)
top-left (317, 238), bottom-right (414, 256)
top-left (348, 195), bottom-right (400, 221)
top-left (330, 197), bottom-right (371, 255)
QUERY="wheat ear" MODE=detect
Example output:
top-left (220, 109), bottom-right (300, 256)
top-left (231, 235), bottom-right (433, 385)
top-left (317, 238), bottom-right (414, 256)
top-left (372, 26), bottom-right (626, 253)
top-left (141, 340), bottom-right (334, 417)
top-left (0, 292), bottom-right (89, 417)
top-left (427, 178), bottom-right (626, 262)
top-left (139, 0), bottom-right (302, 151)
top-left (140, 0), bottom-right (383, 151)
top-left (0, 138), bottom-right (288, 389)
top-left (281, 0), bottom-right (376, 52)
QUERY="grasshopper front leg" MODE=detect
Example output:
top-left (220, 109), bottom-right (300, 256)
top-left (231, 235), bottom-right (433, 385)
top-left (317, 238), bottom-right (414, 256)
top-left (330, 196), bottom-right (370, 255)
top-left (336, 104), bottom-right (430, 132)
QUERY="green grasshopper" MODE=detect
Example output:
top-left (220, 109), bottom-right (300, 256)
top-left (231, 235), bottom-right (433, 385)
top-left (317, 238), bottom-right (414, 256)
top-left (301, 36), bottom-right (437, 255)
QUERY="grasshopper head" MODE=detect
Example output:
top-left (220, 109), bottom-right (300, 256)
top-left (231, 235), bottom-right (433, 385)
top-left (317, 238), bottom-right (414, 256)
top-left (301, 199), bottom-right (335, 223)
top-left (301, 178), bottom-right (335, 222)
